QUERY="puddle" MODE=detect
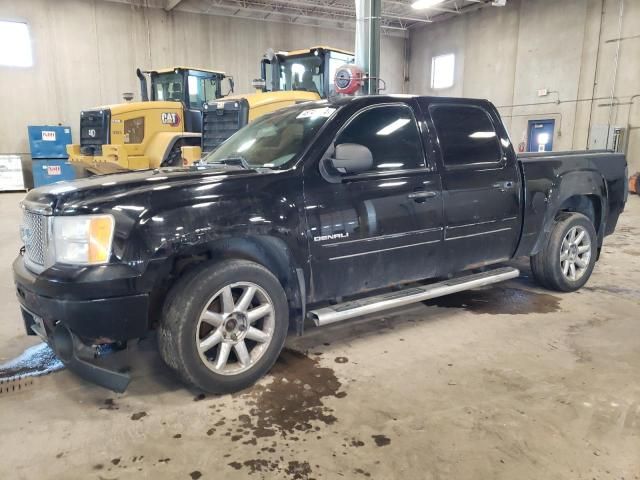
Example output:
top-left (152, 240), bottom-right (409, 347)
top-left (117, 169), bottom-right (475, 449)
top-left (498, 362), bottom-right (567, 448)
top-left (424, 286), bottom-right (561, 315)
top-left (237, 349), bottom-right (344, 438)
top-left (0, 342), bottom-right (64, 382)
top-left (220, 349), bottom-right (346, 478)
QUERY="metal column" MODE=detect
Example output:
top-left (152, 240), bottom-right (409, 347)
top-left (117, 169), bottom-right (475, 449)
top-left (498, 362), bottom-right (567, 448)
top-left (355, 0), bottom-right (381, 95)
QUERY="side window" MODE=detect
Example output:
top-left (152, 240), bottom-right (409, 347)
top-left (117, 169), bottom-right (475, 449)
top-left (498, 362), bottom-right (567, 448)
top-left (429, 105), bottom-right (502, 168)
top-left (188, 76), bottom-right (203, 109)
top-left (335, 105), bottom-right (425, 173)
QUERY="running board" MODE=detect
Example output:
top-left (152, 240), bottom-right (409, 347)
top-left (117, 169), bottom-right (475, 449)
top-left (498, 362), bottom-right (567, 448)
top-left (308, 266), bottom-right (520, 326)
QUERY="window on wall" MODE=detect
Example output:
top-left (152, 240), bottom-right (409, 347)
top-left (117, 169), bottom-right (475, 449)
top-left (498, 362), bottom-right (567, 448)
top-left (0, 21), bottom-right (33, 67)
top-left (430, 53), bottom-right (454, 89)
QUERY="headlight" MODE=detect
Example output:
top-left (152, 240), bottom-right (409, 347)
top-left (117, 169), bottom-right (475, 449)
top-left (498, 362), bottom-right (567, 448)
top-left (53, 215), bottom-right (115, 265)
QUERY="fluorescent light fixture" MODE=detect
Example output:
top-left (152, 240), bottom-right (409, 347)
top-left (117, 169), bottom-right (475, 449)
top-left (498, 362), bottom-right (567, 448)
top-left (469, 131), bottom-right (496, 139)
top-left (0, 21), bottom-right (33, 67)
top-left (237, 138), bottom-right (256, 152)
top-left (411, 0), bottom-right (445, 10)
top-left (377, 118), bottom-right (410, 136)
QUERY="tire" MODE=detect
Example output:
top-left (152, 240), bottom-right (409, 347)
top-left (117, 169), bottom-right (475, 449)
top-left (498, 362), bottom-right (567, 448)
top-left (529, 212), bottom-right (597, 292)
top-left (158, 259), bottom-right (289, 393)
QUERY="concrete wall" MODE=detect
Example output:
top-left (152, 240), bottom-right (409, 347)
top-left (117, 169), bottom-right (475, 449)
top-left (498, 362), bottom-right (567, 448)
top-left (0, 0), bottom-right (405, 155)
top-left (409, 0), bottom-right (640, 171)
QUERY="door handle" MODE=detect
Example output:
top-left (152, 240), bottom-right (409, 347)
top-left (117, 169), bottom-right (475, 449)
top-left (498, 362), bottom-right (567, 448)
top-left (492, 181), bottom-right (515, 191)
top-left (407, 190), bottom-right (438, 200)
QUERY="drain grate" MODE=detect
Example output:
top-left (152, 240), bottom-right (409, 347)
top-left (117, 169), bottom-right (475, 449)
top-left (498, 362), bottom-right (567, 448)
top-left (0, 376), bottom-right (36, 395)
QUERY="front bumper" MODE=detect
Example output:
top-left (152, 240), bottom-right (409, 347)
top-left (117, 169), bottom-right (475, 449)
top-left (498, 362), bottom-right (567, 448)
top-left (22, 308), bottom-right (130, 392)
top-left (13, 255), bottom-right (151, 392)
top-left (14, 256), bottom-right (149, 341)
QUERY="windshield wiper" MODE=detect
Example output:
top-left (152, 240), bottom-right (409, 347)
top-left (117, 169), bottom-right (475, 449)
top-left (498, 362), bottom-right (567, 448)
top-left (207, 157), bottom-right (251, 169)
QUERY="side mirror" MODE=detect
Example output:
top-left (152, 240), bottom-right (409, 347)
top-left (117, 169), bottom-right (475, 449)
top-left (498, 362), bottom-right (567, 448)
top-left (330, 143), bottom-right (373, 174)
top-left (223, 77), bottom-right (235, 97)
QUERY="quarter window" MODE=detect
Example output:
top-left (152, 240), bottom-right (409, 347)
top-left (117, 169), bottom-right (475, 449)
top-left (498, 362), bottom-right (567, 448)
top-left (335, 105), bottom-right (425, 173)
top-left (429, 105), bottom-right (501, 168)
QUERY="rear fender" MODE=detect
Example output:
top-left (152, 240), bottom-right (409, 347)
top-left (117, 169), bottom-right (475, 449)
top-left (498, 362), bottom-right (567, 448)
top-left (531, 170), bottom-right (607, 254)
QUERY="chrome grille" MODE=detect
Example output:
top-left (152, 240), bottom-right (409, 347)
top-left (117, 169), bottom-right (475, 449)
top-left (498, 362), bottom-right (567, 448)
top-left (21, 211), bottom-right (49, 266)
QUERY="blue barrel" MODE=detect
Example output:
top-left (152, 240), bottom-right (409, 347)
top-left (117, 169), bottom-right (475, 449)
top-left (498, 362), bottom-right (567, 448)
top-left (27, 125), bottom-right (72, 159)
top-left (32, 159), bottom-right (76, 187)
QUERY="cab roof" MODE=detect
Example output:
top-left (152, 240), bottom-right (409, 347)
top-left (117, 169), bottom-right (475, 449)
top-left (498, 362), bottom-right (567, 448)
top-left (277, 46), bottom-right (354, 57)
top-left (151, 66), bottom-right (226, 76)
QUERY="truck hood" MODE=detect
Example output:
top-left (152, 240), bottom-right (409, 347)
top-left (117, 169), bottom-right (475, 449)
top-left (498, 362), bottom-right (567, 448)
top-left (22, 165), bottom-right (266, 215)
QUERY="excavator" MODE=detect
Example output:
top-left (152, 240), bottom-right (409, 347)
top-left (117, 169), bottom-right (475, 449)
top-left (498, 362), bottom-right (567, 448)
top-left (183, 46), bottom-right (354, 162)
top-left (67, 67), bottom-right (234, 174)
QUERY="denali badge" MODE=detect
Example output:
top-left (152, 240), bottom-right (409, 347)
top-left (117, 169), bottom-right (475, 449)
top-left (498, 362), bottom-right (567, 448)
top-left (313, 233), bottom-right (349, 242)
top-left (161, 112), bottom-right (181, 126)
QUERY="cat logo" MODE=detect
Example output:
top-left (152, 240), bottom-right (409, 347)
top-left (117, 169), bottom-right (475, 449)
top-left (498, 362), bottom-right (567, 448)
top-left (161, 112), bottom-right (181, 127)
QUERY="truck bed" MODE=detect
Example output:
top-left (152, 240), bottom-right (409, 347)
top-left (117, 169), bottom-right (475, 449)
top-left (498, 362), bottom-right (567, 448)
top-left (515, 150), bottom-right (627, 257)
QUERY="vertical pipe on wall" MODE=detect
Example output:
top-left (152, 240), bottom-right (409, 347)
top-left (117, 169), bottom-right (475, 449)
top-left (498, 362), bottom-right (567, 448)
top-left (585, 0), bottom-right (605, 149)
top-left (607, 0), bottom-right (624, 135)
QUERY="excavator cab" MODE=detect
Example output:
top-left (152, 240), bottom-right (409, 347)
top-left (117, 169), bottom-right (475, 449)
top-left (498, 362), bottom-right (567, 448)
top-left (259, 46), bottom-right (354, 98)
top-left (145, 67), bottom-right (234, 132)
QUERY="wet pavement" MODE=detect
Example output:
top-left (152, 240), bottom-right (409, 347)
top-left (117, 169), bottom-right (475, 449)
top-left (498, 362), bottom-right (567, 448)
top-left (0, 193), bottom-right (639, 479)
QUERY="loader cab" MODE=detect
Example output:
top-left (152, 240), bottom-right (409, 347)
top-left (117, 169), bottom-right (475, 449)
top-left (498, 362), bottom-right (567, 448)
top-left (260, 47), bottom-right (354, 99)
top-left (149, 67), bottom-right (233, 132)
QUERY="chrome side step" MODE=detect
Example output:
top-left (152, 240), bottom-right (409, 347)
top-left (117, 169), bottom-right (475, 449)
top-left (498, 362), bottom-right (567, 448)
top-left (308, 266), bottom-right (520, 326)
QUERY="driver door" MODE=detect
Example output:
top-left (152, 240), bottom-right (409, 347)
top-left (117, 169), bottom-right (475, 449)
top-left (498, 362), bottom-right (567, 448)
top-left (303, 101), bottom-right (444, 302)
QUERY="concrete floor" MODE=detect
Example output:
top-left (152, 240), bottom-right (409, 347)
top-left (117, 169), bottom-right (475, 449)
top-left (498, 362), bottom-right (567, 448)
top-left (1, 191), bottom-right (639, 480)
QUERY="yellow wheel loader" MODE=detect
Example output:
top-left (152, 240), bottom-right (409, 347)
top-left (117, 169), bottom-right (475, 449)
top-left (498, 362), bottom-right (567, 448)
top-left (67, 67), bottom-right (234, 174)
top-left (182, 47), bottom-right (353, 163)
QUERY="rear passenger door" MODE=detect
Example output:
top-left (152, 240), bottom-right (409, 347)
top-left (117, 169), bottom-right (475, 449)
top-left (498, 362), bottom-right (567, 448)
top-left (424, 101), bottom-right (521, 272)
top-left (303, 101), bottom-right (444, 301)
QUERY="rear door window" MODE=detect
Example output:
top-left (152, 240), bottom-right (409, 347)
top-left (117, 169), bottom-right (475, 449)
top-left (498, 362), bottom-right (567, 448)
top-left (429, 104), bottom-right (502, 168)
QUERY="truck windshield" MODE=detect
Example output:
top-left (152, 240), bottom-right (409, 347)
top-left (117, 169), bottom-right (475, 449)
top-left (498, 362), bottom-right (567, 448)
top-left (203, 104), bottom-right (336, 169)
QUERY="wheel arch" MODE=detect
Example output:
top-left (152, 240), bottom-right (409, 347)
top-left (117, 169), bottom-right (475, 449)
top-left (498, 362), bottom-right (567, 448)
top-left (149, 235), bottom-right (306, 333)
top-left (531, 170), bottom-right (607, 255)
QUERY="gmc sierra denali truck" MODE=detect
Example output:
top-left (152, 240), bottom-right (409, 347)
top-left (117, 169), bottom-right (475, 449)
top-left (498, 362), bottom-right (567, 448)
top-left (13, 95), bottom-right (628, 393)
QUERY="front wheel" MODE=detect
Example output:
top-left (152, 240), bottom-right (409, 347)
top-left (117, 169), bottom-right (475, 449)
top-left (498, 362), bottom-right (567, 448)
top-left (530, 212), bottom-right (597, 292)
top-left (158, 260), bottom-right (289, 393)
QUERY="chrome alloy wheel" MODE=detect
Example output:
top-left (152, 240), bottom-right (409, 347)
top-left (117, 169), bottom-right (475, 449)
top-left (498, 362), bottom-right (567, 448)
top-left (195, 282), bottom-right (275, 375)
top-left (560, 225), bottom-right (592, 281)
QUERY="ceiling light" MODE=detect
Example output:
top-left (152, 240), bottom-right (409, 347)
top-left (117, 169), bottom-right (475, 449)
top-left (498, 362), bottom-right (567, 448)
top-left (377, 119), bottom-right (410, 136)
top-left (411, 0), bottom-right (445, 10)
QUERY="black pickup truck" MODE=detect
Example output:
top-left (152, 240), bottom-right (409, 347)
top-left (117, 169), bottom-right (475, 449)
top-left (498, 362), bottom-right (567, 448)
top-left (13, 95), bottom-right (628, 393)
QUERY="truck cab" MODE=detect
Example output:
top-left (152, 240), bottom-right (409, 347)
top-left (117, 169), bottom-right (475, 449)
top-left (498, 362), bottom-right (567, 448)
top-left (67, 67), bottom-right (233, 174)
top-left (195, 46), bottom-right (354, 157)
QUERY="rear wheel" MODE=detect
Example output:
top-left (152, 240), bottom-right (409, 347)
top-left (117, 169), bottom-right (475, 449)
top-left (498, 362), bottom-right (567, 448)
top-left (530, 212), bottom-right (597, 292)
top-left (158, 260), bottom-right (289, 393)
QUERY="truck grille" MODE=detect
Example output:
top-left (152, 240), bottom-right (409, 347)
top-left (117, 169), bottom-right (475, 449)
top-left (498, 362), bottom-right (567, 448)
top-left (80, 109), bottom-right (110, 156)
top-left (202, 99), bottom-right (249, 154)
top-left (21, 211), bottom-right (49, 266)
